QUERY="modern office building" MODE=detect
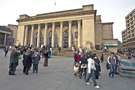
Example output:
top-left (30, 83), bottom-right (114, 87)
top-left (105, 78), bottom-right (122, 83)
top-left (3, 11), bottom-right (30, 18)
top-left (122, 9), bottom-right (135, 51)
top-left (16, 4), bottom-right (119, 50)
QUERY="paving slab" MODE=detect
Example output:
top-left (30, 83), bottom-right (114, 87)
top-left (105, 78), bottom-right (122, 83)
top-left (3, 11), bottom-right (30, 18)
top-left (0, 50), bottom-right (135, 90)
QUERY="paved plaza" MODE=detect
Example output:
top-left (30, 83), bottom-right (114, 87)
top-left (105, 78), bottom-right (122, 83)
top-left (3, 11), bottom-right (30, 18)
top-left (0, 50), bottom-right (135, 90)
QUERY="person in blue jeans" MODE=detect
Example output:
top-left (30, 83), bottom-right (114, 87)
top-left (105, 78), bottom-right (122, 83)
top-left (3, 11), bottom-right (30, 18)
top-left (107, 52), bottom-right (116, 78)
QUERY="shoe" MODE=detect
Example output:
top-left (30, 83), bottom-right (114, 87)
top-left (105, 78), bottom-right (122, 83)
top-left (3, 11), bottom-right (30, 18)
top-left (12, 74), bottom-right (16, 75)
top-left (86, 82), bottom-right (89, 85)
top-left (95, 85), bottom-right (100, 89)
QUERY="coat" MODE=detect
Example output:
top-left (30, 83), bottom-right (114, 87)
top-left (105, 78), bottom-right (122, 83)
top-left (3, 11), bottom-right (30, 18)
top-left (100, 54), bottom-right (104, 61)
top-left (31, 54), bottom-right (40, 64)
top-left (74, 53), bottom-right (77, 62)
top-left (77, 55), bottom-right (81, 62)
top-left (4, 47), bottom-right (8, 52)
top-left (43, 53), bottom-right (48, 58)
top-left (23, 54), bottom-right (32, 67)
top-left (79, 56), bottom-right (88, 64)
top-left (94, 57), bottom-right (101, 77)
top-left (10, 51), bottom-right (20, 63)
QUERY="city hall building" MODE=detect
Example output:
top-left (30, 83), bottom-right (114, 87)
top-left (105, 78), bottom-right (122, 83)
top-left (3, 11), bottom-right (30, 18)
top-left (16, 4), bottom-right (119, 50)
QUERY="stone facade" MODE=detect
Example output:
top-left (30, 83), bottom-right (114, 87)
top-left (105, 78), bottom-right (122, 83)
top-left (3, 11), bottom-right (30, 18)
top-left (16, 4), bottom-right (116, 49)
top-left (6, 24), bottom-right (18, 44)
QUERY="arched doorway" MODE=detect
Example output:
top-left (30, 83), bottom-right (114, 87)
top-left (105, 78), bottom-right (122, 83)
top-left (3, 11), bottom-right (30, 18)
top-left (63, 30), bottom-right (74, 48)
top-left (47, 31), bottom-right (58, 48)
top-left (34, 32), bottom-right (44, 47)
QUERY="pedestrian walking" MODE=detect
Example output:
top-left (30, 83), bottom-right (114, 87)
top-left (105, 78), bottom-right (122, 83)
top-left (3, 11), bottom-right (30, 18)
top-left (22, 50), bottom-right (32, 75)
top-left (4, 46), bottom-right (8, 57)
top-left (84, 54), bottom-right (100, 89)
top-left (32, 49), bottom-right (40, 73)
top-left (43, 50), bottom-right (48, 67)
top-left (79, 54), bottom-right (88, 79)
top-left (93, 54), bottom-right (101, 79)
top-left (107, 52), bottom-right (116, 78)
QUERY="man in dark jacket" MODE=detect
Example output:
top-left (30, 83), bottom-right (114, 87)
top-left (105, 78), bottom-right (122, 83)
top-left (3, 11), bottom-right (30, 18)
top-left (100, 52), bottom-right (104, 63)
top-left (79, 54), bottom-right (88, 79)
top-left (4, 46), bottom-right (8, 57)
top-left (9, 48), bottom-right (20, 75)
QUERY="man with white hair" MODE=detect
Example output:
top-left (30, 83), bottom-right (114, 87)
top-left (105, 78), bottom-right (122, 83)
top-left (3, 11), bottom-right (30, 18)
top-left (9, 48), bottom-right (20, 75)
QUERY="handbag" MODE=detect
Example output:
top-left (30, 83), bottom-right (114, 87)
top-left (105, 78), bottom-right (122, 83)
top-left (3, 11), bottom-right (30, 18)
top-left (18, 54), bottom-right (21, 59)
top-left (74, 66), bottom-right (79, 72)
top-left (106, 62), bottom-right (110, 69)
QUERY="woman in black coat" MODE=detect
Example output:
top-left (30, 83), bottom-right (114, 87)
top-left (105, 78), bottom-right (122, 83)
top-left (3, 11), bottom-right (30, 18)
top-left (23, 50), bottom-right (32, 75)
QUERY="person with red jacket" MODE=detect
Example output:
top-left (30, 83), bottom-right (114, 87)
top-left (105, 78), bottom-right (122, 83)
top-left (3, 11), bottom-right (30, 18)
top-left (77, 53), bottom-right (81, 62)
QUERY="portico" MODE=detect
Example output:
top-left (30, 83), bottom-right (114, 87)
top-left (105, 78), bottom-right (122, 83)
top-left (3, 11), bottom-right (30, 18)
top-left (22, 20), bottom-right (82, 48)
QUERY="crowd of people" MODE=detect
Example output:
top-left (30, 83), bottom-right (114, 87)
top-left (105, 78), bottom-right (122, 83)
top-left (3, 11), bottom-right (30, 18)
top-left (74, 50), bottom-right (101, 89)
top-left (7, 45), bottom-right (53, 75)
top-left (74, 49), bottom-right (122, 89)
top-left (1, 44), bottom-right (124, 89)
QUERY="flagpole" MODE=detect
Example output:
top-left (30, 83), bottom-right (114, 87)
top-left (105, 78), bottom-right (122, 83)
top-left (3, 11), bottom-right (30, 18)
top-left (54, 0), bottom-right (56, 13)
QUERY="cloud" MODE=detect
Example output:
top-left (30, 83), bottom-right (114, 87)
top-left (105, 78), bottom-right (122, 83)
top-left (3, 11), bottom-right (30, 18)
top-left (0, 0), bottom-right (135, 42)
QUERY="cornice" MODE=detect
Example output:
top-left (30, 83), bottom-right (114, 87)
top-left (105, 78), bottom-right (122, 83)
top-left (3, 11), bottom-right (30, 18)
top-left (17, 10), bottom-right (96, 22)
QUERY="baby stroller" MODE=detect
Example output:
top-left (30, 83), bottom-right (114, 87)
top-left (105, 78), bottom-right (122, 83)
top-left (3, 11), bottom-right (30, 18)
top-left (74, 62), bottom-right (81, 76)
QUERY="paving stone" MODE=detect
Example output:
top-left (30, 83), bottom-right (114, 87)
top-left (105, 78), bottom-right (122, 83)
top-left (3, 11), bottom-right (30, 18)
top-left (0, 50), bottom-right (135, 90)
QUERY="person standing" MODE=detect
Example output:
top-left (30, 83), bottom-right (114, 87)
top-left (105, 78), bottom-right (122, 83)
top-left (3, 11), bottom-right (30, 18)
top-left (32, 49), bottom-right (40, 73)
top-left (100, 52), bottom-right (104, 63)
top-left (9, 48), bottom-right (20, 75)
top-left (4, 46), bottom-right (8, 57)
top-left (84, 54), bottom-right (100, 89)
top-left (77, 53), bottom-right (81, 62)
top-left (107, 52), bottom-right (116, 78)
top-left (79, 54), bottom-right (88, 79)
top-left (23, 50), bottom-right (32, 75)
top-left (74, 51), bottom-right (78, 63)
top-left (93, 54), bottom-right (101, 79)
top-left (43, 50), bottom-right (48, 67)
top-left (51, 48), bottom-right (53, 57)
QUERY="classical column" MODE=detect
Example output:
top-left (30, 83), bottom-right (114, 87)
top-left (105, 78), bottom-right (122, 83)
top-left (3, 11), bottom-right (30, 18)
top-left (24, 25), bottom-right (28, 46)
top-left (4, 33), bottom-right (7, 45)
top-left (44, 23), bottom-right (48, 46)
top-left (60, 22), bottom-right (63, 47)
top-left (30, 25), bottom-right (34, 46)
top-left (68, 21), bottom-right (72, 48)
top-left (52, 22), bottom-right (55, 47)
top-left (37, 24), bottom-right (41, 47)
top-left (78, 20), bottom-right (81, 48)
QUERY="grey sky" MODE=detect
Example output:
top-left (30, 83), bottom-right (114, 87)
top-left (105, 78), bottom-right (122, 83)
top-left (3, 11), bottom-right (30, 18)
top-left (0, 0), bottom-right (135, 42)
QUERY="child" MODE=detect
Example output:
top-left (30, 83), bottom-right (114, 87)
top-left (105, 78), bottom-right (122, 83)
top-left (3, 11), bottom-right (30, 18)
top-left (32, 49), bottom-right (40, 73)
